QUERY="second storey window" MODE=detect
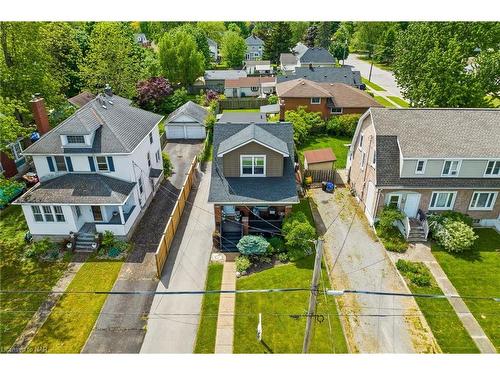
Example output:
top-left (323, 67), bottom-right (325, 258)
top-left (54, 156), bottom-right (67, 172)
top-left (42, 206), bottom-right (54, 222)
top-left (310, 97), bottom-right (321, 104)
top-left (241, 155), bottom-right (265, 177)
top-left (442, 160), bottom-right (460, 176)
top-left (96, 156), bottom-right (109, 172)
top-left (469, 191), bottom-right (497, 210)
top-left (149, 132), bottom-right (153, 144)
top-left (429, 191), bottom-right (456, 210)
top-left (31, 206), bottom-right (43, 222)
top-left (484, 160), bottom-right (500, 176)
top-left (147, 152), bottom-right (151, 167)
top-left (415, 160), bottom-right (426, 174)
top-left (67, 135), bottom-right (85, 144)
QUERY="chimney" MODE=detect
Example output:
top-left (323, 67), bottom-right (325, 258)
top-left (104, 83), bottom-right (113, 97)
top-left (279, 100), bottom-right (285, 122)
top-left (30, 94), bottom-right (51, 135)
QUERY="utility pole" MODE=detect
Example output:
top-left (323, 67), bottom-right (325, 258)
top-left (368, 48), bottom-right (374, 82)
top-left (302, 238), bottom-right (324, 353)
top-left (342, 39), bottom-right (347, 66)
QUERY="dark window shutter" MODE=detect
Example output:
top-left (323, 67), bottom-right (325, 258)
top-left (107, 156), bottom-right (115, 172)
top-left (65, 157), bottom-right (73, 172)
top-left (47, 156), bottom-right (55, 172)
top-left (88, 156), bottom-right (96, 172)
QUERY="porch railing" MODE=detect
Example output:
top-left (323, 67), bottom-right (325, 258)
top-left (395, 216), bottom-right (410, 239)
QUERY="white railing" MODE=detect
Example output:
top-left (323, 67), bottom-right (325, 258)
top-left (422, 219), bottom-right (429, 239)
top-left (394, 216), bottom-right (410, 239)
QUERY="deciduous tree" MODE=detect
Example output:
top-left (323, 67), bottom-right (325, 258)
top-left (197, 21), bottom-right (226, 43)
top-left (220, 31), bottom-right (246, 68)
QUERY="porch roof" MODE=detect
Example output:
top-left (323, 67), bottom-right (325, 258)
top-left (15, 174), bottom-right (136, 205)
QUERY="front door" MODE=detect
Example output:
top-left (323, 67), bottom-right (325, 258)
top-left (91, 206), bottom-right (103, 221)
top-left (403, 194), bottom-right (420, 218)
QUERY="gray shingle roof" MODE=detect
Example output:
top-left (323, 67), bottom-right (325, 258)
top-left (208, 123), bottom-right (298, 204)
top-left (299, 47), bottom-right (335, 64)
top-left (280, 53), bottom-right (297, 66)
top-left (204, 70), bottom-right (247, 81)
top-left (217, 123), bottom-right (289, 156)
top-left (166, 101), bottom-right (209, 125)
top-left (277, 66), bottom-right (361, 86)
top-left (245, 35), bottom-right (264, 46)
top-left (371, 108), bottom-right (500, 158)
top-left (218, 112), bottom-right (267, 123)
top-left (15, 174), bottom-right (136, 204)
top-left (23, 95), bottom-right (163, 155)
top-left (375, 136), bottom-right (500, 189)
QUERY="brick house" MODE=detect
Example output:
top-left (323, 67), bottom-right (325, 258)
top-left (347, 108), bottom-right (500, 240)
top-left (208, 121), bottom-right (299, 251)
top-left (276, 78), bottom-right (381, 120)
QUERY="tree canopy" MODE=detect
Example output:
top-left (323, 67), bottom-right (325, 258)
top-left (197, 21), bottom-right (226, 44)
top-left (220, 31), bottom-right (246, 68)
top-left (263, 22), bottom-right (294, 64)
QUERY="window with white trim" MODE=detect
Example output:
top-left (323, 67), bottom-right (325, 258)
top-left (75, 205), bottom-right (82, 218)
top-left (240, 155), bottom-right (265, 176)
top-left (469, 191), bottom-right (497, 210)
top-left (310, 97), bottom-right (321, 104)
top-left (429, 192), bottom-right (456, 210)
top-left (484, 160), bottom-right (500, 177)
top-left (360, 151), bottom-right (366, 170)
top-left (330, 107), bottom-right (342, 114)
top-left (32, 206), bottom-right (43, 222)
top-left (42, 206), bottom-right (55, 222)
top-left (359, 133), bottom-right (364, 149)
top-left (442, 160), bottom-right (460, 176)
top-left (96, 156), bottom-right (109, 172)
top-left (53, 206), bottom-right (65, 222)
top-left (415, 160), bottom-right (426, 174)
top-left (67, 135), bottom-right (85, 144)
top-left (11, 141), bottom-right (23, 161)
top-left (387, 194), bottom-right (401, 209)
top-left (54, 156), bottom-right (67, 172)
top-left (155, 150), bottom-right (160, 163)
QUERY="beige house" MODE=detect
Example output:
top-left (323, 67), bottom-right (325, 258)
top-left (347, 108), bottom-right (500, 241)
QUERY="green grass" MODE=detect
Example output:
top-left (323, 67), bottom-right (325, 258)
top-left (375, 225), bottom-right (408, 253)
top-left (0, 205), bottom-right (69, 352)
top-left (234, 255), bottom-right (348, 353)
top-left (373, 96), bottom-right (396, 108)
top-left (485, 96), bottom-right (500, 108)
top-left (357, 55), bottom-right (394, 71)
top-left (292, 198), bottom-right (316, 230)
top-left (297, 135), bottom-right (351, 169)
top-left (432, 228), bottom-right (500, 351)
top-left (194, 262), bottom-right (224, 353)
top-left (223, 109), bottom-right (260, 113)
top-left (361, 77), bottom-right (385, 91)
top-left (27, 256), bottom-right (123, 353)
top-left (397, 260), bottom-right (479, 353)
top-left (387, 96), bottom-right (410, 108)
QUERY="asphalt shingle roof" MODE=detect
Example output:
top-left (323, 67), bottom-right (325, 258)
top-left (245, 35), bottom-right (264, 46)
top-left (277, 66), bottom-right (361, 87)
top-left (204, 70), bottom-right (247, 80)
top-left (208, 122), bottom-right (298, 204)
top-left (218, 112), bottom-right (267, 123)
top-left (299, 47), bottom-right (335, 64)
top-left (371, 108), bottom-right (500, 158)
top-left (15, 174), bottom-right (136, 204)
top-left (23, 95), bottom-right (163, 155)
top-left (224, 76), bottom-right (275, 88)
top-left (280, 53), bottom-right (297, 66)
top-left (166, 101), bottom-right (209, 125)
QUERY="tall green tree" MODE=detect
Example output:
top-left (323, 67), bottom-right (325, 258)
top-left (351, 22), bottom-right (389, 56)
top-left (393, 22), bottom-right (500, 107)
top-left (263, 22), bottom-right (294, 64)
top-left (158, 30), bottom-right (204, 86)
top-left (172, 24), bottom-right (210, 67)
top-left (315, 22), bottom-right (340, 49)
top-left (303, 24), bottom-right (318, 47)
top-left (80, 22), bottom-right (143, 98)
top-left (373, 24), bottom-right (401, 63)
top-left (197, 21), bottom-right (226, 43)
top-left (0, 97), bottom-right (31, 154)
top-left (0, 22), bottom-right (63, 121)
top-left (225, 22), bottom-right (250, 38)
top-left (289, 22), bottom-right (309, 45)
top-left (329, 22), bottom-right (354, 62)
top-left (42, 22), bottom-right (83, 97)
top-left (220, 31), bottom-right (246, 68)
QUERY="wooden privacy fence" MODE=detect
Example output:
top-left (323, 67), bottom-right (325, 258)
top-left (304, 169), bottom-right (336, 184)
top-left (154, 157), bottom-right (197, 277)
top-left (219, 97), bottom-right (269, 110)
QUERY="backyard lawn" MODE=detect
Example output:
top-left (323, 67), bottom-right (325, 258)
top-left (194, 262), bottom-right (224, 353)
top-left (297, 135), bottom-right (352, 169)
top-left (0, 205), bottom-right (69, 352)
top-left (432, 228), bottom-right (500, 351)
top-left (397, 260), bottom-right (479, 353)
top-left (27, 256), bottom-right (123, 353)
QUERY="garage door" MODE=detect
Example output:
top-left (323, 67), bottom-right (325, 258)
top-left (166, 125), bottom-right (185, 139)
top-left (185, 125), bottom-right (206, 139)
top-left (166, 124), bottom-right (206, 139)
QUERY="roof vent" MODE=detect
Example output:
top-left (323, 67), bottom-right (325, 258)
top-left (104, 83), bottom-right (113, 97)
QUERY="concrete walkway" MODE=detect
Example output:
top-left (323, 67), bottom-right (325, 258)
top-left (140, 164), bottom-right (214, 353)
top-left (214, 253), bottom-right (237, 354)
top-left (388, 243), bottom-right (497, 353)
top-left (310, 188), bottom-right (439, 353)
top-left (9, 254), bottom-right (88, 353)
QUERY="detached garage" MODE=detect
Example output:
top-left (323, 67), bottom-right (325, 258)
top-left (165, 101), bottom-right (208, 139)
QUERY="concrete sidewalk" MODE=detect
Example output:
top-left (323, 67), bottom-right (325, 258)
top-left (389, 243), bottom-right (497, 353)
top-left (214, 254), bottom-right (237, 354)
top-left (140, 164), bottom-right (214, 353)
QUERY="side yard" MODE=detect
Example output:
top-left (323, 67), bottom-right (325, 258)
top-left (297, 135), bottom-right (352, 169)
top-left (0, 206), bottom-right (69, 352)
top-left (432, 228), bottom-right (500, 352)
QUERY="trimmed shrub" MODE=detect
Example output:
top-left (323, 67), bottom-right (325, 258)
top-left (284, 107), bottom-right (325, 144)
top-left (428, 211), bottom-right (473, 227)
top-left (282, 212), bottom-right (315, 257)
top-left (433, 219), bottom-right (478, 253)
top-left (378, 205), bottom-right (405, 232)
top-left (25, 238), bottom-right (55, 259)
top-left (237, 235), bottom-right (269, 256)
top-left (396, 259), bottom-right (432, 287)
top-left (235, 255), bottom-right (251, 273)
top-left (267, 95), bottom-right (278, 104)
top-left (326, 114), bottom-right (361, 137)
top-left (277, 252), bottom-right (289, 263)
top-left (267, 236), bottom-right (286, 254)
top-left (101, 230), bottom-right (116, 251)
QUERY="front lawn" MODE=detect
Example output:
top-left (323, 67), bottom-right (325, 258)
top-left (396, 260), bottom-right (479, 353)
top-left (297, 135), bottom-right (351, 169)
top-left (432, 228), bottom-right (500, 351)
top-left (361, 77), bottom-right (385, 91)
top-left (0, 205), bottom-right (69, 351)
top-left (387, 96), bottom-right (410, 108)
top-left (233, 255), bottom-right (348, 353)
top-left (373, 96), bottom-right (396, 108)
top-left (27, 256), bottom-right (123, 353)
top-left (194, 262), bottom-right (224, 353)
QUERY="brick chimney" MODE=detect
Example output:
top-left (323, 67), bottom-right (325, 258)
top-left (279, 99), bottom-right (286, 122)
top-left (30, 94), bottom-right (51, 135)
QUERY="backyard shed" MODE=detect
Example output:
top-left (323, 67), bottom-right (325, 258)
top-left (303, 148), bottom-right (336, 170)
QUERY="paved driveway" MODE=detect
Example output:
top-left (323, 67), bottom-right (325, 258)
top-left (140, 163), bottom-right (214, 353)
top-left (311, 188), bottom-right (438, 353)
top-left (345, 53), bottom-right (403, 99)
top-left (164, 140), bottom-right (203, 189)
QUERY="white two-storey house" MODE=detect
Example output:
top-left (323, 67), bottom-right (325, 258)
top-left (15, 91), bottom-right (164, 242)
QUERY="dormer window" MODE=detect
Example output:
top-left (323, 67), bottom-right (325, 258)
top-left (240, 155), bottom-right (265, 177)
top-left (67, 135), bottom-right (85, 144)
top-left (484, 160), bottom-right (500, 177)
top-left (442, 160), bottom-right (461, 177)
top-left (415, 160), bottom-right (427, 174)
